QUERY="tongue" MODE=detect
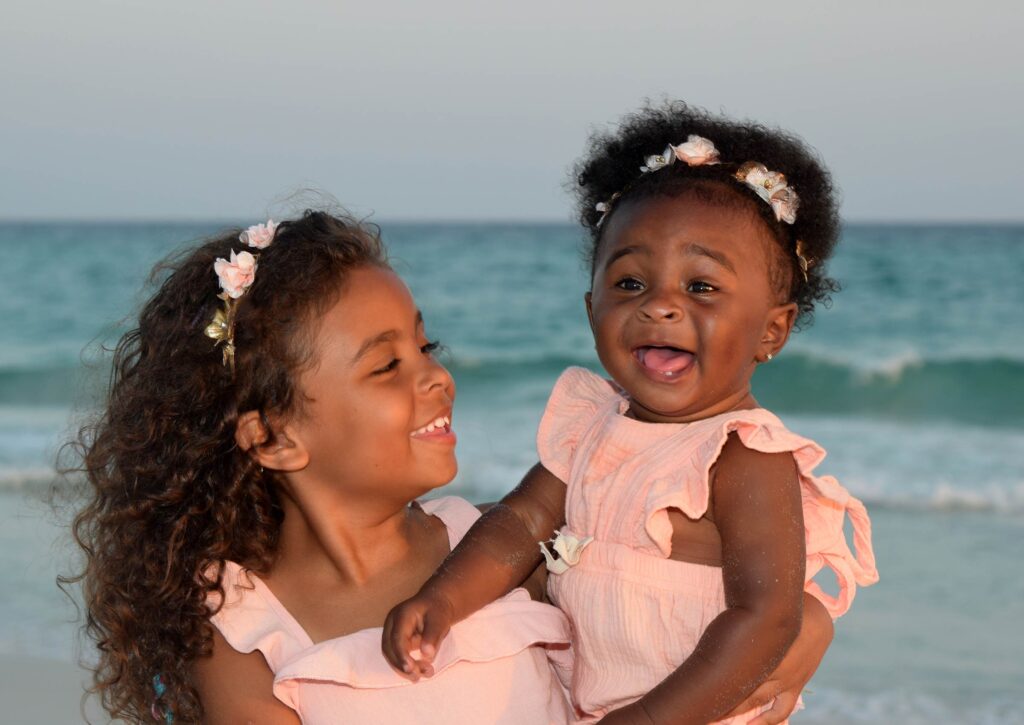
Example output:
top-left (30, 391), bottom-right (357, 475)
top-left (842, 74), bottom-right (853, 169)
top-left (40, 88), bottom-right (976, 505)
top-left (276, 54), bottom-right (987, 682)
top-left (640, 347), bottom-right (693, 373)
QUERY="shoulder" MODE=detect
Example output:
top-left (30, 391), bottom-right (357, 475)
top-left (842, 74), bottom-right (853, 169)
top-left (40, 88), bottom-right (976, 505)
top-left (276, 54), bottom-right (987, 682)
top-left (549, 366), bottom-right (620, 407)
top-left (192, 627), bottom-right (300, 724)
top-left (712, 430), bottom-right (800, 484)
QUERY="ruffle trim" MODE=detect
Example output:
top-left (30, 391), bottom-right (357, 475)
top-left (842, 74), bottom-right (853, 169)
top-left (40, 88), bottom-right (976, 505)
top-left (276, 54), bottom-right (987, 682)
top-left (642, 413), bottom-right (878, 618)
top-left (207, 561), bottom-right (314, 672)
top-left (537, 366), bottom-right (620, 481)
top-left (271, 589), bottom-right (572, 707)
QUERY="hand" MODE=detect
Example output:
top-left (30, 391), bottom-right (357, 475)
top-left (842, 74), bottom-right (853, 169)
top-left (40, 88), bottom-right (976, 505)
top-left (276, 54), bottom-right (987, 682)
top-left (381, 590), bottom-right (456, 681)
top-left (724, 592), bottom-right (834, 724)
top-left (595, 702), bottom-right (655, 725)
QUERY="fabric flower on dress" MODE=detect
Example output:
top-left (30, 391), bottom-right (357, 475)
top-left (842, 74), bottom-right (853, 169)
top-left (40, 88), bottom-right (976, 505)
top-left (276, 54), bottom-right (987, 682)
top-left (239, 219), bottom-right (278, 249)
top-left (672, 135), bottom-right (720, 166)
top-left (734, 162), bottom-right (800, 224)
top-left (540, 531), bottom-right (594, 575)
top-left (213, 250), bottom-right (258, 299)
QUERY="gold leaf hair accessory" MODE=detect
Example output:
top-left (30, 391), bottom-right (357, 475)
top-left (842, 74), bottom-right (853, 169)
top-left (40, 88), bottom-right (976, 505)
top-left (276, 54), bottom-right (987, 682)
top-left (204, 220), bottom-right (279, 373)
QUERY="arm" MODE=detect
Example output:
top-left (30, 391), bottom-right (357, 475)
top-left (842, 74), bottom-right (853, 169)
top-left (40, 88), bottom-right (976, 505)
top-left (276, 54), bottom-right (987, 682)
top-left (604, 434), bottom-right (807, 725)
top-left (382, 462), bottom-right (566, 676)
top-left (476, 500), bottom-right (550, 602)
top-left (723, 592), bottom-right (833, 725)
top-left (192, 628), bottom-right (300, 725)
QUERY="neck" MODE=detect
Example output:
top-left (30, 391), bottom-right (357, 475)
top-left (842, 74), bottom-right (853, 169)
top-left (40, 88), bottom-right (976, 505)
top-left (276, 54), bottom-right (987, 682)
top-left (271, 474), bottom-right (423, 586)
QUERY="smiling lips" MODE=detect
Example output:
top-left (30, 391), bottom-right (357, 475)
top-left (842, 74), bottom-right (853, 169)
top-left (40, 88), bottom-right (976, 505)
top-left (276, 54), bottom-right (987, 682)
top-left (634, 345), bottom-right (695, 380)
top-left (410, 415), bottom-right (453, 440)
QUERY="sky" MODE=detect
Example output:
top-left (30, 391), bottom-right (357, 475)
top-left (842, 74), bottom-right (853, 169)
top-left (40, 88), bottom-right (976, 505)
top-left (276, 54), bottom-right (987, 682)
top-left (2, 0), bottom-right (1021, 222)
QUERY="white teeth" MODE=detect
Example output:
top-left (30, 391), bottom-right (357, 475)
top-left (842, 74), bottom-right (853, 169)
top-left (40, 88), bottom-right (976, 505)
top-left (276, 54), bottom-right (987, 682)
top-left (412, 415), bottom-right (452, 437)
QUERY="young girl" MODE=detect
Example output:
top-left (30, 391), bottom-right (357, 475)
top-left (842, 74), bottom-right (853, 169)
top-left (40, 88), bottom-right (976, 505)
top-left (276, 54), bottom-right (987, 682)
top-left (65, 211), bottom-right (575, 723)
top-left (384, 103), bottom-right (879, 724)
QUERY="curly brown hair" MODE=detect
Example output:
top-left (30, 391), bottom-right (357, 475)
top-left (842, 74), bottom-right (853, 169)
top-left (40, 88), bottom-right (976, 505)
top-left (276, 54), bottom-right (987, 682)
top-left (572, 101), bottom-right (841, 328)
top-left (61, 210), bottom-right (388, 722)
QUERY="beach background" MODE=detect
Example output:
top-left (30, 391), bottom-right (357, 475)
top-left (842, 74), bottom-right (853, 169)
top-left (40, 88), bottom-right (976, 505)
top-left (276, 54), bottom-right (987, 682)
top-left (1, 221), bottom-right (1022, 723)
top-left (3, 2), bottom-right (1023, 723)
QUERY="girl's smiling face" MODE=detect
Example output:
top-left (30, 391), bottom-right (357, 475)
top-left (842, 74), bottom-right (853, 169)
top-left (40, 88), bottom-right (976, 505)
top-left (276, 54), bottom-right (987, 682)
top-left (587, 193), bottom-right (797, 423)
top-left (288, 265), bottom-right (457, 505)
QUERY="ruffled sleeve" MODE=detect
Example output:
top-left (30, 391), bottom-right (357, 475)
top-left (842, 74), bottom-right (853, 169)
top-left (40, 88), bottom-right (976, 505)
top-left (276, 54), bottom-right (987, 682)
top-left (536, 367), bottom-right (619, 482)
top-left (207, 561), bottom-right (313, 672)
top-left (642, 410), bottom-right (878, 618)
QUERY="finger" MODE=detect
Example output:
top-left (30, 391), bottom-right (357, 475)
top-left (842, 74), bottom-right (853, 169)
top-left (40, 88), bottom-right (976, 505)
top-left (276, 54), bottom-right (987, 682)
top-left (388, 608), bottom-right (424, 673)
top-left (418, 612), bottom-right (451, 663)
top-left (726, 680), bottom-right (781, 717)
top-left (747, 690), bottom-right (798, 725)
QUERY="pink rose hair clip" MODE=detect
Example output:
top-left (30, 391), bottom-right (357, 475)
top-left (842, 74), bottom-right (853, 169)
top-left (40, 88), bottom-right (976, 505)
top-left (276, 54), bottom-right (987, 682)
top-left (204, 220), bottom-right (279, 372)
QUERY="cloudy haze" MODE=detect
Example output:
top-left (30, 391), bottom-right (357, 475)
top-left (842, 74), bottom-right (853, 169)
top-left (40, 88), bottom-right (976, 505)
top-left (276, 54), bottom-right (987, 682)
top-left (2, 0), bottom-right (1021, 221)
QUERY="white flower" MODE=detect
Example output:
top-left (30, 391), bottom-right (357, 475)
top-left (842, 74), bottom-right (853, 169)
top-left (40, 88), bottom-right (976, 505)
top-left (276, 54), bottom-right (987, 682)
top-left (672, 135), bottom-right (720, 166)
top-left (539, 531), bottom-right (594, 575)
top-left (640, 144), bottom-right (676, 173)
top-left (239, 219), bottom-right (278, 249)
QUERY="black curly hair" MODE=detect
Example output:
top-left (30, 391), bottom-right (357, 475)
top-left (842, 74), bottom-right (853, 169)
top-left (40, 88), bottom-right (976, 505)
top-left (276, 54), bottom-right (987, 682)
top-left (572, 101), bottom-right (840, 327)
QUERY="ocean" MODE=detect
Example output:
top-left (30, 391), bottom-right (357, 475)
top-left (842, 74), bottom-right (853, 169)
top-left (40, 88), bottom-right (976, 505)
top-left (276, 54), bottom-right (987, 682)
top-left (1, 221), bottom-right (1022, 723)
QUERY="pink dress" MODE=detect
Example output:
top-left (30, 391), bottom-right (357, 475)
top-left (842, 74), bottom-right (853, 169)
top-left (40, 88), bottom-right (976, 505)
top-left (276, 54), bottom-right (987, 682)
top-left (209, 496), bottom-right (573, 724)
top-left (537, 367), bottom-right (879, 724)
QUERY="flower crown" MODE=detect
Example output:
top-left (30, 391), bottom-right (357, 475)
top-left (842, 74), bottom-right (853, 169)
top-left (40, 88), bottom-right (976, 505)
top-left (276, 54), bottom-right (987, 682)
top-left (595, 135), bottom-right (812, 280)
top-left (204, 220), bottom-right (279, 372)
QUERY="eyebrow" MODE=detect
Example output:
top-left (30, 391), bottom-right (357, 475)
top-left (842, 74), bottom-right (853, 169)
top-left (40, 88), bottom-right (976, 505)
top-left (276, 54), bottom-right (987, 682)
top-left (602, 245), bottom-right (646, 271)
top-left (352, 310), bottom-right (423, 363)
top-left (602, 243), bottom-right (736, 275)
top-left (684, 243), bottom-right (736, 274)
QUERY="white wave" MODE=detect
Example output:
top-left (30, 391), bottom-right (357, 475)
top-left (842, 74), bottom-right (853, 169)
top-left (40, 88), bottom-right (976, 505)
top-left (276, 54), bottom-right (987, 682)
top-left (803, 686), bottom-right (1022, 725)
top-left (0, 466), bottom-right (59, 492)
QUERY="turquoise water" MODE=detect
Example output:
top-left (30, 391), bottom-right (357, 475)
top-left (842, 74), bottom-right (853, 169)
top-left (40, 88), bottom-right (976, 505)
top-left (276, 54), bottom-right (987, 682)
top-left (1, 221), bottom-right (1022, 722)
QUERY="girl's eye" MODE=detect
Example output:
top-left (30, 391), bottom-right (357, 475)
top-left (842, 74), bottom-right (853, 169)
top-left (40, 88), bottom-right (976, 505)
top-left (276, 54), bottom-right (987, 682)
top-left (372, 358), bottom-right (400, 375)
top-left (615, 277), bottom-right (644, 292)
top-left (687, 280), bottom-right (717, 294)
top-left (421, 339), bottom-right (441, 355)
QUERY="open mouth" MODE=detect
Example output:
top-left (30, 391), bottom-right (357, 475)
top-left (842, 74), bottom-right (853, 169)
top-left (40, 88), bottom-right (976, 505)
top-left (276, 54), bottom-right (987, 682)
top-left (633, 345), bottom-right (695, 379)
top-left (410, 415), bottom-right (453, 439)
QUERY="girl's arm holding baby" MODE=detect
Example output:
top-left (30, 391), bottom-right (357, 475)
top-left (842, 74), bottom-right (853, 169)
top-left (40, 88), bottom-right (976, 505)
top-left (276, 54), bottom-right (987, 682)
top-left (383, 463), bottom-right (566, 676)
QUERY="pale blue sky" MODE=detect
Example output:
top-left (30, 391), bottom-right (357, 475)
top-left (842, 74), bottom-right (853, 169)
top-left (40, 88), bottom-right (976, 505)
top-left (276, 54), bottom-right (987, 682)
top-left (2, 1), bottom-right (1021, 221)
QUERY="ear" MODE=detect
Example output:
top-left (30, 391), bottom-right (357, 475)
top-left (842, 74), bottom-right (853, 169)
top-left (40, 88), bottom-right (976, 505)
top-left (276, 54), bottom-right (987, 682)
top-left (758, 302), bottom-right (798, 362)
top-left (584, 291), bottom-right (595, 334)
top-left (235, 410), bottom-right (309, 472)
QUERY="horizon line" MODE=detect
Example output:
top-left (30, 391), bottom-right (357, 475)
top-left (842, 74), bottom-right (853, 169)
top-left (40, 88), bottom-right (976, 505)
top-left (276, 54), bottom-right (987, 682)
top-left (1, 216), bottom-right (1023, 227)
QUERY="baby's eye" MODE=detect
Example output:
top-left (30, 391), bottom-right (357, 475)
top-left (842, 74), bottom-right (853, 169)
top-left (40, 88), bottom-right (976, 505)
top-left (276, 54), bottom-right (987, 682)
top-left (372, 358), bottom-right (400, 375)
top-left (687, 280), bottom-right (717, 294)
top-left (421, 340), bottom-right (441, 355)
top-left (615, 277), bottom-right (645, 292)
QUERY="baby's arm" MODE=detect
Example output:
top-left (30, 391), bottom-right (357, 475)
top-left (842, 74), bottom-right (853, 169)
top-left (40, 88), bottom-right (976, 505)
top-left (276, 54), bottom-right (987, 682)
top-left (382, 462), bottom-right (566, 676)
top-left (605, 433), bottom-right (806, 725)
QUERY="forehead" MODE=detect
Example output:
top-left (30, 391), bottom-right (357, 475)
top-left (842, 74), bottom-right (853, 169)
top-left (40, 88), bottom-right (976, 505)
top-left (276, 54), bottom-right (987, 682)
top-left (315, 266), bottom-right (418, 347)
top-left (596, 194), bottom-right (777, 271)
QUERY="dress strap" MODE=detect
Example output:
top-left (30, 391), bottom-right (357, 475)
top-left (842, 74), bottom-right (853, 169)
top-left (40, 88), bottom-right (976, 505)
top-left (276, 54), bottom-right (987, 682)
top-left (418, 496), bottom-right (482, 550)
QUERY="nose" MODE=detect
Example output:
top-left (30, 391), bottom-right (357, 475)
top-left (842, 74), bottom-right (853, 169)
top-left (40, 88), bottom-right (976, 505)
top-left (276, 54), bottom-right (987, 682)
top-left (420, 354), bottom-right (456, 399)
top-left (637, 288), bottom-right (683, 323)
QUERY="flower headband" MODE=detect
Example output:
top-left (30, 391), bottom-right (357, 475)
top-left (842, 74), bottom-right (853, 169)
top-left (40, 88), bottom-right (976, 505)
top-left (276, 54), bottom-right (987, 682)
top-left (204, 220), bottom-right (279, 372)
top-left (595, 135), bottom-right (811, 279)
